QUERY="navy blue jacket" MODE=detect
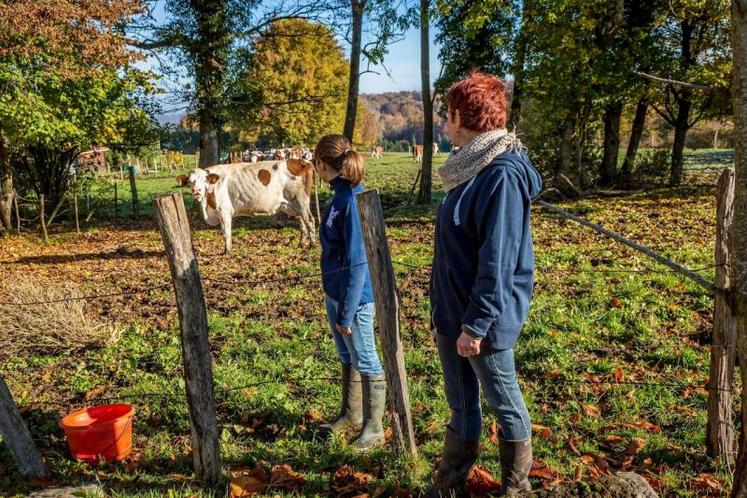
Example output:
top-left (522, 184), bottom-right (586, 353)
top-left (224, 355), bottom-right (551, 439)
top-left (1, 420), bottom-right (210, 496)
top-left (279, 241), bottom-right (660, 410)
top-left (320, 176), bottom-right (374, 327)
top-left (430, 149), bottom-right (542, 350)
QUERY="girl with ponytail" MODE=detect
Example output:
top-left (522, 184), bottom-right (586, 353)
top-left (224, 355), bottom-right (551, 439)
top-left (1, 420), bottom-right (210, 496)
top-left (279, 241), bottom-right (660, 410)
top-left (312, 134), bottom-right (385, 452)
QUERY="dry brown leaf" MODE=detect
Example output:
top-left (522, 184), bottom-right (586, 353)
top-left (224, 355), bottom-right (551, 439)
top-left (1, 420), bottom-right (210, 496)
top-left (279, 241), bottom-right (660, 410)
top-left (687, 473), bottom-right (724, 493)
top-left (84, 385), bottom-right (106, 401)
top-left (270, 464), bottom-right (305, 491)
top-left (529, 460), bottom-right (559, 480)
top-left (532, 423), bottom-right (552, 439)
top-left (567, 436), bottom-right (581, 455)
top-left (613, 368), bottom-right (624, 383)
top-left (581, 404), bottom-right (601, 417)
top-left (604, 435), bottom-right (626, 444)
top-left (332, 465), bottom-right (374, 496)
top-left (569, 412), bottom-right (582, 425)
top-left (464, 466), bottom-right (501, 496)
top-left (620, 437), bottom-right (646, 457)
top-left (610, 298), bottom-right (623, 308)
top-left (229, 476), bottom-right (266, 497)
top-left (488, 420), bottom-right (499, 445)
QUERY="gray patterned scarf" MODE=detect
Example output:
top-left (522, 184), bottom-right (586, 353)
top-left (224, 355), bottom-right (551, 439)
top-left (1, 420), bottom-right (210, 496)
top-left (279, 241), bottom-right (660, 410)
top-left (438, 129), bottom-right (524, 192)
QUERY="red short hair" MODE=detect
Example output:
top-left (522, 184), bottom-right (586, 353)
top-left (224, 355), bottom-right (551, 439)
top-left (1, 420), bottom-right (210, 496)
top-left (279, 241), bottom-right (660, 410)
top-left (445, 70), bottom-right (507, 132)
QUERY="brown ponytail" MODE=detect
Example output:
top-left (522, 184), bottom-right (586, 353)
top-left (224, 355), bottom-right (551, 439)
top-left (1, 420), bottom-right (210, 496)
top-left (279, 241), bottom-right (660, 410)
top-left (314, 134), bottom-right (365, 186)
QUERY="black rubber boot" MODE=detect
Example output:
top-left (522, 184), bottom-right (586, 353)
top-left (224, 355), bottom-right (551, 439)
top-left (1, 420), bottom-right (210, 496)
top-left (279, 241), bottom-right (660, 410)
top-left (498, 437), bottom-right (532, 496)
top-left (423, 427), bottom-right (479, 498)
top-left (321, 364), bottom-right (363, 435)
top-left (350, 373), bottom-right (386, 451)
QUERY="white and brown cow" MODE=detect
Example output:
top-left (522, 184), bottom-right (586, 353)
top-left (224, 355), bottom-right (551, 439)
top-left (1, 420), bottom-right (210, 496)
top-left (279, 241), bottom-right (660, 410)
top-left (177, 159), bottom-right (316, 253)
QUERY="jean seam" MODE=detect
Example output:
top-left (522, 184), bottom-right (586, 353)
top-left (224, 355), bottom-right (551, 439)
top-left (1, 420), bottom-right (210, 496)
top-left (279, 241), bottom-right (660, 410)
top-left (489, 352), bottom-right (531, 441)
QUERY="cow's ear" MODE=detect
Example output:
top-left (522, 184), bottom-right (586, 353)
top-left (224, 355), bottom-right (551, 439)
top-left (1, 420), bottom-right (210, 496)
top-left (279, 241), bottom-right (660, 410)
top-left (176, 175), bottom-right (187, 186)
top-left (207, 173), bottom-right (220, 184)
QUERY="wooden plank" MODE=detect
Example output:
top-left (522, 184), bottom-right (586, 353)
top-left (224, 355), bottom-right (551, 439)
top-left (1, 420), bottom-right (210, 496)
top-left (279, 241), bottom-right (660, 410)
top-left (356, 189), bottom-right (418, 456)
top-left (73, 191), bottom-right (80, 233)
top-left (129, 166), bottom-right (139, 216)
top-left (707, 168), bottom-right (737, 467)
top-left (39, 194), bottom-right (48, 244)
top-left (536, 200), bottom-right (719, 293)
top-left (152, 192), bottom-right (221, 485)
top-left (0, 375), bottom-right (47, 478)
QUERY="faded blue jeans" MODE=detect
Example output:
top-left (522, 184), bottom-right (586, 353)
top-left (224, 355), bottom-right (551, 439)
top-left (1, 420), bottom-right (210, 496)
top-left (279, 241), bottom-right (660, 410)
top-left (435, 332), bottom-right (532, 442)
top-left (325, 295), bottom-right (384, 377)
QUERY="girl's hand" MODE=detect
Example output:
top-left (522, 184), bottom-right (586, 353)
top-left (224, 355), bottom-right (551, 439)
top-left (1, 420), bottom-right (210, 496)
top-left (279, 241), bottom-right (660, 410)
top-left (457, 330), bottom-right (482, 357)
top-left (336, 324), bottom-right (353, 335)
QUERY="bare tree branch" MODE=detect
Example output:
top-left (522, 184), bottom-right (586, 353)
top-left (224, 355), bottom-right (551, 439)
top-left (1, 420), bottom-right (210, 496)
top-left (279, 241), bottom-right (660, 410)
top-left (635, 71), bottom-right (722, 92)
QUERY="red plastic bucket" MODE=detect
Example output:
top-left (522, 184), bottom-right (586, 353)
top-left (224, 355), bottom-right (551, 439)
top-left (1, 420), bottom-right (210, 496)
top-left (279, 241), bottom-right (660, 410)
top-left (60, 404), bottom-right (135, 463)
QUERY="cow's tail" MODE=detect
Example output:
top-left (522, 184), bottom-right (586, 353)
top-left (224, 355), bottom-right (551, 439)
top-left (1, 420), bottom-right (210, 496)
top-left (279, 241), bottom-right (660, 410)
top-left (314, 173), bottom-right (321, 224)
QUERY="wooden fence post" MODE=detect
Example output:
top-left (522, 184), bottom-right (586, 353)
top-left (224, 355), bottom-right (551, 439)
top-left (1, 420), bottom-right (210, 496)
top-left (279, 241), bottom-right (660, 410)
top-left (39, 194), bottom-right (48, 244)
top-left (152, 192), bottom-right (221, 485)
top-left (0, 375), bottom-right (47, 478)
top-left (114, 182), bottom-right (118, 219)
top-left (73, 191), bottom-right (80, 233)
top-left (707, 167), bottom-right (737, 466)
top-left (129, 166), bottom-right (139, 216)
top-left (356, 189), bottom-right (418, 456)
top-left (13, 189), bottom-right (19, 234)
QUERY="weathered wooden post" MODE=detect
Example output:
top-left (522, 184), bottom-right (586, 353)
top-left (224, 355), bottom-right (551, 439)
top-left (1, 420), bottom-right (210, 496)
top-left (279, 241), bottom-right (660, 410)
top-left (39, 194), bottom-right (48, 244)
top-left (129, 166), bottom-right (139, 216)
top-left (0, 375), bottom-right (47, 478)
top-left (13, 189), bottom-right (19, 234)
top-left (356, 189), bottom-right (418, 456)
top-left (114, 182), bottom-right (118, 219)
top-left (152, 192), bottom-right (221, 485)
top-left (73, 191), bottom-right (80, 233)
top-left (707, 168), bottom-right (737, 467)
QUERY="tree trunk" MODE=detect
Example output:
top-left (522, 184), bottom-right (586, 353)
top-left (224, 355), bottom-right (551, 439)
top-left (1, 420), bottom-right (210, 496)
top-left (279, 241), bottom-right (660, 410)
top-left (343, 1), bottom-right (364, 141)
top-left (670, 93), bottom-right (691, 186)
top-left (417, 0), bottom-right (432, 205)
top-left (600, 101), bottom-right (623, 186)
top-left (508, 0), bottom-right (530, 130)
top-left (730, 2), bottom-right (747, 496)
top-left (0, 130), bottom-right (12, 232)
top-left (559, 116), bottom-right (576, 183)
top-left (621, 97), bottom-right (648, 178)
top-left (192, 0), bottom-right (228, 168)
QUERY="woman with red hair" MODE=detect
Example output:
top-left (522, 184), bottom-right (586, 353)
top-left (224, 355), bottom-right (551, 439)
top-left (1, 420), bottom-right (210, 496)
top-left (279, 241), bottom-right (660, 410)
top-left (425, 71), bottom-right (543, 497)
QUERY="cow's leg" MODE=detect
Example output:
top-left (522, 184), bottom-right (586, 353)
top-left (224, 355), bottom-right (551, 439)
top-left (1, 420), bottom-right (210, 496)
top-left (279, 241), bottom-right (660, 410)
top-left (221, 215), bottom-right (233, 254)
top-left (301, 207), bottom-right (316, 248)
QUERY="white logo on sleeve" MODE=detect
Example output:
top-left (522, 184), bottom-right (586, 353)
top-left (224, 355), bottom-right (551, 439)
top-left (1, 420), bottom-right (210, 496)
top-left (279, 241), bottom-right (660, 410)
top-left (326, 206), bottom-right (340, 228)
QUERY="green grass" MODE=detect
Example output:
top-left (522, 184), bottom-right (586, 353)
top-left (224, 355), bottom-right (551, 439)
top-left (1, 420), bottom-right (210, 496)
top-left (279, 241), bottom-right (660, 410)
top-left (0, 150), bottom-right (734, 496)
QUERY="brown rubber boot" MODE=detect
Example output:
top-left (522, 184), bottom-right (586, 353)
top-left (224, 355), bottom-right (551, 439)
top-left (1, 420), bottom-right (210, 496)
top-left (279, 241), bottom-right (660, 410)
top-left (498, 437), bottom-right (532, 496)
top-left (321, 364), bottom-right (363, 435)
top-left (350, 373), bottom-right (386, 451)
top-left (423, 427), bottom-right (479, 498)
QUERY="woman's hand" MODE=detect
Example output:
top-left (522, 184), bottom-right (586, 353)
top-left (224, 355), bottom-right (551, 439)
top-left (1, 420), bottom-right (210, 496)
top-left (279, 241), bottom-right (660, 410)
top-left (336, 324), bottom-right (353, 335)
top-left (457, 330), bottom-right (482, 357)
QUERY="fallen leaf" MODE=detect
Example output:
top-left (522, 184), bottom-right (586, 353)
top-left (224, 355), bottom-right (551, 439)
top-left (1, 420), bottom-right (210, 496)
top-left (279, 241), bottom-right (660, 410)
top-left (532, 423), bottom-right (552, 439)
top-left (581, 404), bottom-right (601, 417)
top-left (84, 385), bottom-right (106, 401)
top-left (529, 460), bottom-right (559, 480)
top-left (610, 298), bottom-right (623, 308)
top-left (605, 435), bottom-right (626, 444)
top-left (620, 437), bottom-right (646, 457)
top-left (569, 413), bottom-right (582, 425)
top-left (464, 466), bottom-right (501, 496)
top-left (305, 408), bottom-right (323, 423)
top-left (613, 368), bottom-right (624, 383)
top-left (488, 420), bottom-right (499, 445)
top-left (229, 476), bottom-right (265, 497)
top-left (566, 436), bottom-right (581, 455)
top-left (687, 473), bottom-right (724, 493)
top-left (270, 464), bottom-right (305, 491)
top-left (332, 465), bottom-right (374, 496)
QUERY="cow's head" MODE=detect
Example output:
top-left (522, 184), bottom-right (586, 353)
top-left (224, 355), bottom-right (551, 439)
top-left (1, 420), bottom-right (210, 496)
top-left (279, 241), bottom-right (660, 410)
top-left (176, 169), bottom-right (220, 202)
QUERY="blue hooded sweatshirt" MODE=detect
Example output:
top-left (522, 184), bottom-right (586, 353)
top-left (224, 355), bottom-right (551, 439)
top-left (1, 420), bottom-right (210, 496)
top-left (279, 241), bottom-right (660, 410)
top-left (430, 149), bottom-right (543, 351)
top-left (320, 176), bottom-right (374, 327)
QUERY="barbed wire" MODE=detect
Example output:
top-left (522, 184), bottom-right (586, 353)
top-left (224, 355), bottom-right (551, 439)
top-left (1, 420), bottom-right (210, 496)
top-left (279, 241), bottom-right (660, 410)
top-left (19, 373), bottom-right (734, 411)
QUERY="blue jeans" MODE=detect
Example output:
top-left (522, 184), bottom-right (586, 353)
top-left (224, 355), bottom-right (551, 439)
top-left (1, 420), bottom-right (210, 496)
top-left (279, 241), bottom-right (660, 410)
top-left (325, 295), bottom-right (384, 377)
top-left (435, 332), bottom-right (531, 442)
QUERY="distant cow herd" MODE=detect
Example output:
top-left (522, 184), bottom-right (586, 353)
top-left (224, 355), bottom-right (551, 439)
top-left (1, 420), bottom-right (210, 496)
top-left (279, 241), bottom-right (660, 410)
top-left (177, 144), bottom-right (441, 254)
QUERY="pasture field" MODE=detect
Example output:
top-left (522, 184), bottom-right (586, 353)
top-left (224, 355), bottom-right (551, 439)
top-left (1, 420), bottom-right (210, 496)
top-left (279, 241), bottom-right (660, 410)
top-left (0, 151), bottom-right (734, 497)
